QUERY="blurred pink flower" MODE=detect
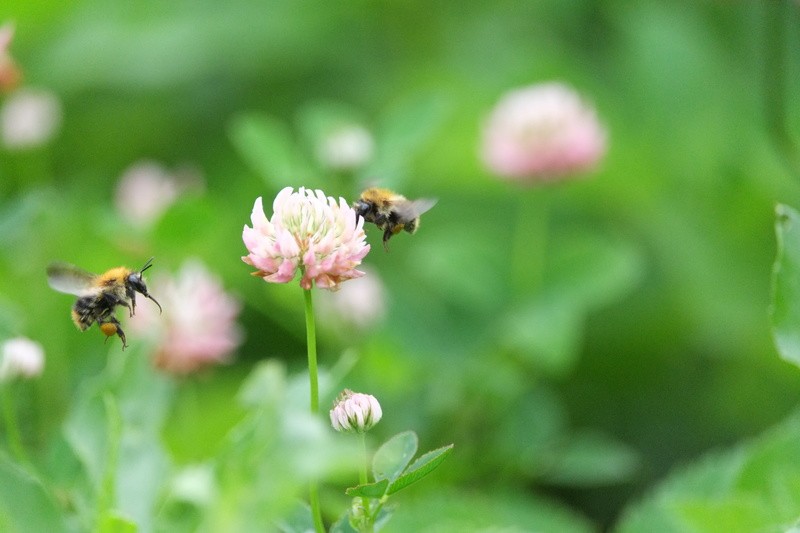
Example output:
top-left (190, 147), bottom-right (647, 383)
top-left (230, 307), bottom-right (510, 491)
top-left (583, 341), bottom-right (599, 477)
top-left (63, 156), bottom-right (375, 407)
top-left (316, 124), bottom-right (374, 171)
top-left (316, 266), bottom-right (386, 331)
top-left (115, 160), bottom-right (202, 228)
top-left (0, 23), bottom-right (21, 93)
top-left (481, 82), bottom-right (606, 182)
top-left (242, 187), bottom-right (370, 291)
top-left (0, 337), bottom-right (44, 381)
top-left (0, 88), bottom-right (62, 149)
top-left (129, 260), bottom-right (242, 375)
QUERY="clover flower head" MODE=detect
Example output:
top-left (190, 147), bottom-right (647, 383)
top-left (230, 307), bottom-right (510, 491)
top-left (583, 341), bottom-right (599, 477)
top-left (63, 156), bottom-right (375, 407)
top-left (1, 88), bottom-right (62, 150)
top-left (317, 266), bottom-right (386, 331)
top-left (0, 23), bottom-right (21, 93)
top-left (242, 187), bottom-right (370, 291)
top-left (129, 260), bottom-right (242, 375)
top-left (115, 160), bottom-right (195, 228)
top-left (329, 389), bottom-right (382, 433)
top-left (316, 124), bottom-right (374, 171)
top-left (481, 82), bottom-right (607, 183)
top-left (0, 337), bottom-right (44, 381)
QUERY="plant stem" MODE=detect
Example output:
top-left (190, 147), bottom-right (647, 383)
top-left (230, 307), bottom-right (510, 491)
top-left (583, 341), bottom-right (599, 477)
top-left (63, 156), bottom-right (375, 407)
top-left (1, 382), bottom-right (28, 464)
top-left (510, 189), bottom-right (550, 296)
top-left (359, 432), bottom-right (372, 532)
top-left (303, 288), bottom-right (325, 533)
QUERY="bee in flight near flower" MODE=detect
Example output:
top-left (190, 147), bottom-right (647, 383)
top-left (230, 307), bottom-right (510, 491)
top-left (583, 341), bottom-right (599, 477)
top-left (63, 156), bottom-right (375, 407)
top-left (46, 257), bottom-right (162, 349)
top-left (353, 187), bottom-right (437, 250)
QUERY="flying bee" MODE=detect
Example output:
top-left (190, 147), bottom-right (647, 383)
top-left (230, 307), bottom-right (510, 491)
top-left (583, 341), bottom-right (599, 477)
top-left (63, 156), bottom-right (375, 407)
top-left (46, 257), bottom-right (162, 349)
top-left (353, 187), bottom-right (437, 250)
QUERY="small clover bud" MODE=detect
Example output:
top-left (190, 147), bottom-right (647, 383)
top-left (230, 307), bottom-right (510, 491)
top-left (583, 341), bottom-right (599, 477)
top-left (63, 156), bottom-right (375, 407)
top-left (0, 337), bottom-right (44, 381)
top-left (329, 389), bottom-right (382, 433)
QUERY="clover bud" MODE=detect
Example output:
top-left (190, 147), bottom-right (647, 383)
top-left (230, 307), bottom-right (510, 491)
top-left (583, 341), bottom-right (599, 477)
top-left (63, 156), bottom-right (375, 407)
top-left (329, 389), bottom-right (382, 433)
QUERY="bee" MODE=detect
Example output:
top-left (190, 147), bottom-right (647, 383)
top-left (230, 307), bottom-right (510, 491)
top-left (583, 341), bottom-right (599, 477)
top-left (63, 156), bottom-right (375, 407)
top-left (353, 187), bottom-right (437, 249)
top-left (46, 257), bottom-right (162, 349)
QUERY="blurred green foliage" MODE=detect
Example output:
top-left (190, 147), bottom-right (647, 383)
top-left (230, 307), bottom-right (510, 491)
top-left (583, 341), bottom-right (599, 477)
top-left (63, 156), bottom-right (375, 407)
top-left (2, 1), bottom-right (800, 531)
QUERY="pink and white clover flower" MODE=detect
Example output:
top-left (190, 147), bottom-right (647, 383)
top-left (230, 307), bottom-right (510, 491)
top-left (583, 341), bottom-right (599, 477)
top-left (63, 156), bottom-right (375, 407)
top-left (481, 82), bottom-right (607, 182)
top-left (242, 187), bottom-right (370, 291)
top-left (129, 260), bottom-right (242, 375)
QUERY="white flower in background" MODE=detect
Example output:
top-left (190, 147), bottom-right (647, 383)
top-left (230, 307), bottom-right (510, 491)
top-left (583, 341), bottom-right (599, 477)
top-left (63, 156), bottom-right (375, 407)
top-left (129, 260), bottom-right (242, 375)
top-left (316, 266), bottom-right (386, 331)
top-left (481, 82), bottom-right (607, 183)
top-left (170, 464), bottom-right (216, 506)
top-left (115, 161), bottom-right (202, 228)
top-left (0, 337), bottom-right (44, 381)
top-left (0, 88), bottom-right (62, 149)
top-left (316, 124), bottom-right (374, 171)
top-left (329, 389), bottom-right (382, 433)
top-left (0, 22), bottom-right (21, 93)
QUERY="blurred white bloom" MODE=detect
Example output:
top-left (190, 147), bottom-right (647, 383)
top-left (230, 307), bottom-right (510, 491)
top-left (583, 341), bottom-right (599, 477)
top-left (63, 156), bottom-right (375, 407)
top-left (316, 124), bottom-right (374, 171)
top-left (316, 266), bottom-right (386, 331)
top-left (0, 337), bottom-right (44, 381)
top-left (115, 161), bottom-right (201, 228)
top-left (1, 88), bottom-right (62, 149)
top-left (129, 260), bottom-right (242, 375)
top-left (330, 389), bottom-right (382, 433)
top-left (170, 464), bottom-right (216, 506)
top-left (481, 82), bottom-right (606, 183)
top-left (0, 22), bottom-right (21, 93)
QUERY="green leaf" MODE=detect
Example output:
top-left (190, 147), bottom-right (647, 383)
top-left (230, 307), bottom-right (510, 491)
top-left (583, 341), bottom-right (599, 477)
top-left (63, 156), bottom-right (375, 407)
top-left (771, 203), bottom-right (800, 368)
top-left (344, 478), bottom-right (390, 498)
top-left (0, 455), bottom-right (69, 533)
top-left (538, 431), bottom-right (640, 487)
top-left (387, 444), bottom-right (453, 495)
top-left (228, 113), bottom-right (317, 190)
top-left (274, 501), bottom-right (314, 533)
top-left (97, 510), bottom-right (138, 533)
top-left (372, 431), bottom-right (418, 483)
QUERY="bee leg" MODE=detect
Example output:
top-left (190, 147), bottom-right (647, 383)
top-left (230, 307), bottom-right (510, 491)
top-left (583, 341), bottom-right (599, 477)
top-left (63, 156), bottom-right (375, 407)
top-left (382, 228), bottom-right (393, 251)
top-left (99, 317), bottom-right (128, 350)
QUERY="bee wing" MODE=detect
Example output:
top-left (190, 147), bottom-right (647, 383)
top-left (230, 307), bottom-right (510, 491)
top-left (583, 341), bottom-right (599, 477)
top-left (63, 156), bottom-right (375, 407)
top-left (404, 197), bottom-right (438, 218)
top-left (47, 262), bottom-right (98, 296)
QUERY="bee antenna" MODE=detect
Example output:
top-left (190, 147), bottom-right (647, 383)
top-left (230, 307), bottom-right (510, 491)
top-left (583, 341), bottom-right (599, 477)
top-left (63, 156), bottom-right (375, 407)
top-left (139, 257), bottom-right (155, 274)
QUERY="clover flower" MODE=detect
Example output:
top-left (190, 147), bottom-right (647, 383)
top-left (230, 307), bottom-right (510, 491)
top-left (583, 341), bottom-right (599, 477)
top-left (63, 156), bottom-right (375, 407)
top-left (115, 160), bottom-right (199, 228)
top-left (0, 88), bottom-right (62, 150)
top-left (0, 23), bottom-right (21, 93)
top-left (242, 187), bottom-right (370, 291)
top-left (128, 260), bottom-right (242, 375)
top-left (329, 389), bottom-right (382, 433)
top-left (481, 82), bottom-right (606, 182)
top-left (316, 124), bottom-right (374, 172)
top-left (0, 337), bottom-right (44, 381)
top-left (316, 266), bottom-right (386, 331)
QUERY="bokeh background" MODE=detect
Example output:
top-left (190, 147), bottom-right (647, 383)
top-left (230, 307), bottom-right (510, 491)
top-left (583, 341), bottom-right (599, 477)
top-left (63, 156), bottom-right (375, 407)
top-left (2, 1), bottom-right (800, 531)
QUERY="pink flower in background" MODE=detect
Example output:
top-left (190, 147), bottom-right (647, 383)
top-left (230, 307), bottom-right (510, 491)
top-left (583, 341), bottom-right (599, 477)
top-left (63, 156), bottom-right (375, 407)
top-left (0, 23), bottom-right (21, 93)
top-left (115, 160), bottom-right (202, 228)
top-left (129, 260), bottom-right (242, 375)
top-left (481, 82), bottom-right (606, 182)
top-left (316, 266), bottom-right (386, 331)
top-left (0, 337), bottom-right (44, 381)
top-left (0, 88), bottom-right (62, 149)
top-left (242, 187), bottom-right (370, 290)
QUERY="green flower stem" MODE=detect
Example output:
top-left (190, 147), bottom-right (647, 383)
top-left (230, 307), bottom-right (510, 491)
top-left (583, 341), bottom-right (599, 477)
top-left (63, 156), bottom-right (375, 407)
top-left (303, 288), bottom-right (325, 533)
top-left (359, 432), bottom-right (372, 532)
top-left (1, 382), bottom-right (28, 464)
top-left (511, 190), bottom-right (550, 296)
